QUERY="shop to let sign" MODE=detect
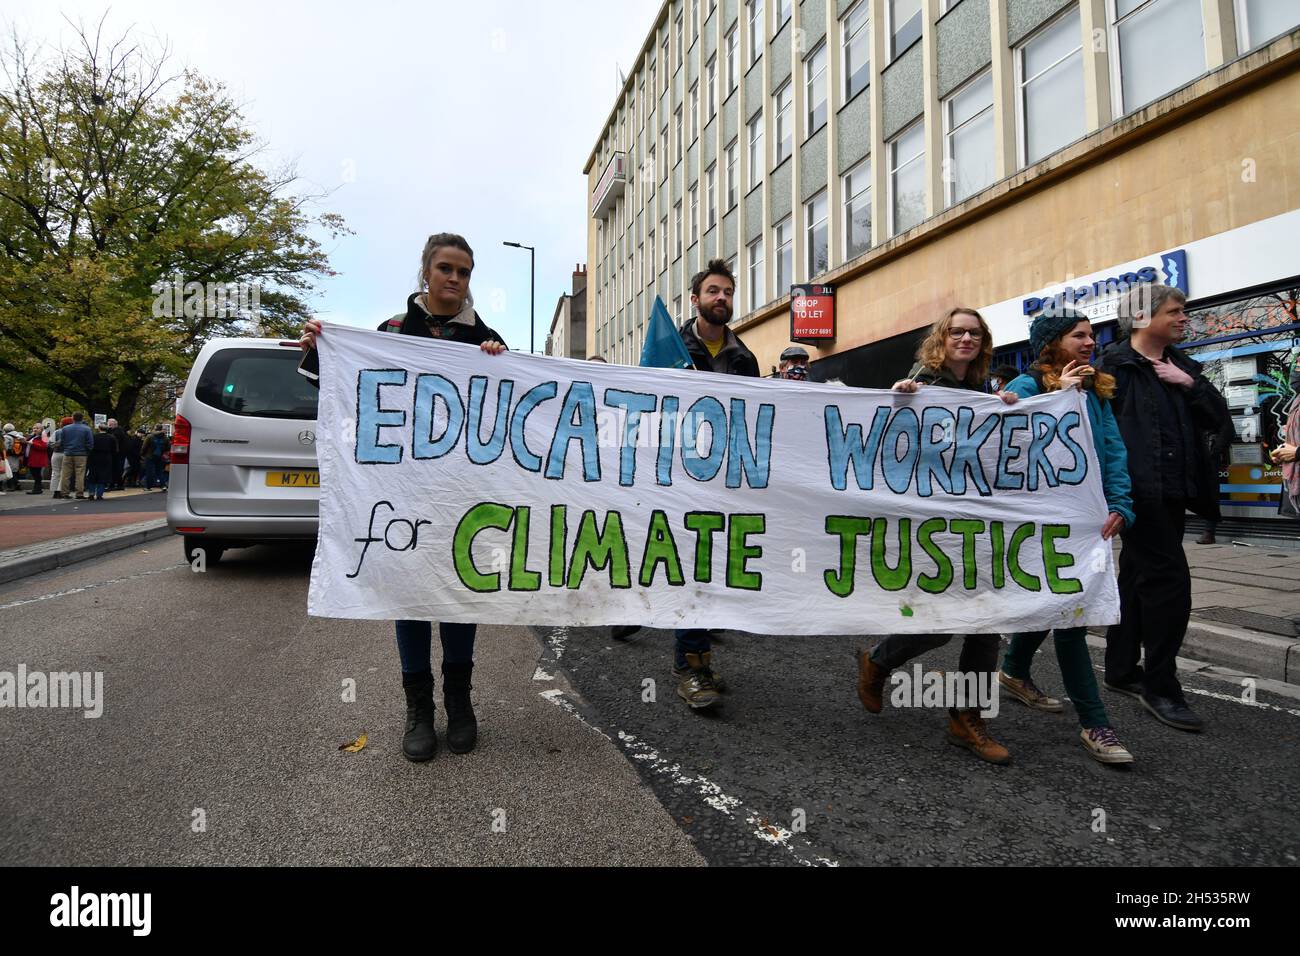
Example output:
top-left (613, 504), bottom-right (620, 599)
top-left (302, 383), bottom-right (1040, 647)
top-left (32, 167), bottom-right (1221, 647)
top-left (791, 285), bottom-right (836, 341)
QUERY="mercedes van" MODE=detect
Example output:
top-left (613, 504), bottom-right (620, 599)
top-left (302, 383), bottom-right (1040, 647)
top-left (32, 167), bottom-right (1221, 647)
top-left (167, 338), bottom-right (320, 563)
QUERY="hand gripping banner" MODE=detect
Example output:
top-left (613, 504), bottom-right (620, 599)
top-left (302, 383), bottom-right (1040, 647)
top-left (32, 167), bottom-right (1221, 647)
top-left (308, 325), bottom-right (1120, 635)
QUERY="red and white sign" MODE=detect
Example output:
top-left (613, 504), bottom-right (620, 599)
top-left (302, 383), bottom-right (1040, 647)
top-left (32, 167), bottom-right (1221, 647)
top-left (790, 284), bottom-right (835, 340)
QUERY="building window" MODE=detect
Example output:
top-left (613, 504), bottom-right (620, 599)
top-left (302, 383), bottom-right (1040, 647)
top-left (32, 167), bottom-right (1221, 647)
top-left (774, 216), bottom-right (793, 295)
top-left (689, 183), bottom-right (699, 245)
top-left (676, 12), bottom-right (684, 71)
top-left (843, 158), bottom-right (872, 259)
top-left (775, 0), bottom-right (792, 32)
top-left (674, 294), bottom-right (683, 323)
top-left (944, 69), bottom-right (995, 206)
top-left (705, 163), bottom-right (718, 230)
top-left (1111, 0), bottom-right (1205, 116)
top-left (1236, 0), bottom-right (1300, 52)
top-left (725, 139), bottom-right (739, 209)
top-left (774, 82), bottom-right (793, 164)
top-left (675, 105), bottom-right (684, 163)
top-left (806, 42), bottom-right (828, 133)
top-left (805, 191), bottom-right (829, 278)
top-left (748, 237), bottom-right (765, 311)
top-left (649, 61), bottom-right (657, 102)
top-left (1017, 6), bottom-right (1084, 166)
top-left (647, 230), bottom-right (656, 286)
top-left (725, 26), bottom-right (739, 93)
top-left (748, 0), bottom-right (765, 66)
top-left (842, 1), bottom-right (870, 103)
top-left (661, 38), bottom-right (670, 91)
top-left (646, 145), bottom-right (656, 200)
top-left (675, 201), bottom-right (684, 257)
top-left (888, 121), bottom-right (925, 236)
top-left (706, 56), bottom-right (717, 117)
top-left (888, 0), bottom-right (922, 61)
top-left (748, 111), bottom-right (764, 189)
top-left (661, 215), bottom-right (669, 271)
top-left (689, 82), bottom-right (700, 142)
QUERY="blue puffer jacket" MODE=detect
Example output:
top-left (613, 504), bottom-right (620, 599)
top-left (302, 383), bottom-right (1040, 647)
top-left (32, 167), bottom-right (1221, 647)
top-left (1005, 372), bottom-right (1136, 530)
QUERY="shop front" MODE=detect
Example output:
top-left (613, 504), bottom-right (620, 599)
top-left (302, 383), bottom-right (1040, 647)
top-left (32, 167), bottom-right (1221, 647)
top-left (981, 209), bottom-right (1300, 522)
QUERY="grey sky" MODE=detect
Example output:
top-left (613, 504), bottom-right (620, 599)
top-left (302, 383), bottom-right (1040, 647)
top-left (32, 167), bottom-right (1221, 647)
top-left (5, 0), bottom-right (661, 349)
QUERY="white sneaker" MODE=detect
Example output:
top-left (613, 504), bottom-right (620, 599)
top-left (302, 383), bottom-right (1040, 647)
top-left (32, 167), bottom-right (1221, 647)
top-left (1081, 726), bottom-right (1134, 765)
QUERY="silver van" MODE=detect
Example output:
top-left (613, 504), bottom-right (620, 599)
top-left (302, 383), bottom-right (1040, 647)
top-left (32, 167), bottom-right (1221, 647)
top-left (167, 338), bottom-right (320, 563)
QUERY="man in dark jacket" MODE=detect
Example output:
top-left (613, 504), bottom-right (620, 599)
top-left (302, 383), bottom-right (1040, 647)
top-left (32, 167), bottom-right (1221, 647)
top-left (671, 259), bottom-right (759, 711)
top-left (1098, 284), bottom-right (1232, 733)
top-left (108, 419), bottom-right (129, 490)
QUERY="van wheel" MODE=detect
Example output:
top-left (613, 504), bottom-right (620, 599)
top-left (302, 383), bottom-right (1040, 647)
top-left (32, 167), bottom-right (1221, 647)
top-left (184, 536), bottom-right (225, 566)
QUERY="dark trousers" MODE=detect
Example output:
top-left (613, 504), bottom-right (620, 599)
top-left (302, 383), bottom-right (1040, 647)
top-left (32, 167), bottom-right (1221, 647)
top-left (674, 629), bottom-right (711, 669)
top-left (395, 620), bottom-right (476, 676)
top-left (1105, 497), bottom-right (1191, 698)
top-left (869, 632), bottom-right (1000, 677)
top-left (29, 466), bottom-right (44, 493)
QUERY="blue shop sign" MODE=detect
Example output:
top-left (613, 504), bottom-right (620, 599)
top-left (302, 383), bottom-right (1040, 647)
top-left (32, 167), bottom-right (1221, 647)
top-left (1022, 249), bottom-right (1189, 317)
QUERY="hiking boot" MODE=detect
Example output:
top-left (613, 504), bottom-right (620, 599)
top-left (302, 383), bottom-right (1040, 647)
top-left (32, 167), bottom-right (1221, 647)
top-left (1140, 692), bottom-right (1204, 732)
top-left (855, 649), bottom-right (889, 714)
top-left (946, 708), bottom-right (1011, 765)
top-left (1196, 530), bottom-right (1216, 545)
top-left (441, 661), bottom-right (478, 754)
top-left (400, 673), bottom-right (438, 762)
top-left (674, 652), bottom-right (721, 710)
top-left (1081, 726), bottom-right (1135, 765)
top-left (999, 671), bottom-right (1064, 713)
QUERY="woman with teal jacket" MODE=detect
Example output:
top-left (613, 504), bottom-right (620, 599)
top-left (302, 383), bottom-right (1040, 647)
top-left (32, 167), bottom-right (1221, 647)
top-left (1000, 309), bottom-right (1138, 766)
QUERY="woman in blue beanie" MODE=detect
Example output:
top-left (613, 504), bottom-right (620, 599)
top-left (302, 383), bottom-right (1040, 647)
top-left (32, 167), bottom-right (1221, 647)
top-left (999, 309), bottom-right (1137, 765)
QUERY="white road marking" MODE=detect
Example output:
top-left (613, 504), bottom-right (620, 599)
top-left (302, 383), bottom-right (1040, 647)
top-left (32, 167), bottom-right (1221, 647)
top-left (537, 687), bottom-right (838, 867)
top-left (0, 563), bottom-right (187, 612)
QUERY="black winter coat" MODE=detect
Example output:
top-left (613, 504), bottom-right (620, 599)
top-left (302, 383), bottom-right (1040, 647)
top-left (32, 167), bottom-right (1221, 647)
top-left (87, 432), bottom-right (118, 485)
top-left (678, 318), bottom-right (760, 377)
top-left (1097, 340), bottom-right (1233, 518)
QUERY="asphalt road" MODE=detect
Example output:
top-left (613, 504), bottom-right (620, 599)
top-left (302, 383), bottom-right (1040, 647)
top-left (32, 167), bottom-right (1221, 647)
top-left (0, 542), bottom-right (702, 867)
top-left (540, 624), bottom-right (1300, 867)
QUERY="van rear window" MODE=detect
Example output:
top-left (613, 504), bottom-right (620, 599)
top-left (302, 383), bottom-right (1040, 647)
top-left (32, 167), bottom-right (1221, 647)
top-left (195, 349), bottom-right (320, 420)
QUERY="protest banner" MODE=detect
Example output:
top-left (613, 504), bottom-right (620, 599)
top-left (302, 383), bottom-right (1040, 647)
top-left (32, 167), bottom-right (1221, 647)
top-left (307, 325), bottom-right (1121, 635)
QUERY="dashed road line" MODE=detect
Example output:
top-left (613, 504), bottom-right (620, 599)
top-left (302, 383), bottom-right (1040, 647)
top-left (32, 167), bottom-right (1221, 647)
top-left (0, 563), bottom-right (187, 612)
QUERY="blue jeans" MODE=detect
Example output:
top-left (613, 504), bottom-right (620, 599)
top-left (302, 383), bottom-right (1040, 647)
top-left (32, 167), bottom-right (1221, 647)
top-left (395, 620), bottom-right (476, 675)
top-left (674, 629), bottom-right (711, 669)
top-left (142, 458), bottom-right (165, 489)
top-left (1003, 627), bottom-right (1110, 729)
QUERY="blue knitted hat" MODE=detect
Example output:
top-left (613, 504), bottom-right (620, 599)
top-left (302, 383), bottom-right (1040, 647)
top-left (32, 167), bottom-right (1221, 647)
top-left (1029, 308), bottom-right (1089, 360)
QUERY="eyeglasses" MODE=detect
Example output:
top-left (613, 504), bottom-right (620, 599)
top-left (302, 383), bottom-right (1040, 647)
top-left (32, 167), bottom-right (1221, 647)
top-left (948, 328), bottom-right (983, 341)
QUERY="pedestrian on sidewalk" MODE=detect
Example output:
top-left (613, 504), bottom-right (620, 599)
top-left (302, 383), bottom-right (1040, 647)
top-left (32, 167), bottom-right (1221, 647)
top-left (999, 310), bottom-right (1136, 765)
top-left (108, 418), bottom-right (129, 491)
top-left (3, 423), bottom-right (23, 491)
top-left (855, 307), bottom-right (1021, 765)
top-left (140, 426), bottom-right (169, 490)
top-left (125, 429), bottom-right (144, 488)
top-left (86, 423), bottom-right (117, 500)
top-left (1098, 284), bottom-right (1233, 733)
top-left (1272, 359), bottom-right (1299, 517)
top-left (23, 424), bottom-right (50, 495)
top-left (300, 232), bottom-right (507, 763)
top-left (49, 417), bottom-right (72, 498)
top-left (57, 412), bottom-right (95, 499)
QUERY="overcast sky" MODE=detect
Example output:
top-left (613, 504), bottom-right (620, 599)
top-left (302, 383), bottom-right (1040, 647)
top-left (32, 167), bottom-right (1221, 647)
top-left (5, 0), bottom-right (661, 350)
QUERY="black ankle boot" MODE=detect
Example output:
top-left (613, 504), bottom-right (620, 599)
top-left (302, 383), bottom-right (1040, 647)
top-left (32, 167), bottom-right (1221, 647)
top-left (441, 662), bottom-right (477, 754)
top-left (401, 672), bottom-right (438, 762)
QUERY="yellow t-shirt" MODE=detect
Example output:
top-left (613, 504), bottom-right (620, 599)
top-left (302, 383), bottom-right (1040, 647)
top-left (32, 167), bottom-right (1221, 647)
top-left (704, 335), bottom-right (725, 359)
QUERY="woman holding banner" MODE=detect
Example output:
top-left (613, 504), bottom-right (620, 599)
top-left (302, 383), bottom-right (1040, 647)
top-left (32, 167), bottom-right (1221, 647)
top-left (855, 307), bottom-right (1020, 765)
top-left (997, 309), bottom-right (1136, 764)
top-left (300, 233), bottom-right (507, 763)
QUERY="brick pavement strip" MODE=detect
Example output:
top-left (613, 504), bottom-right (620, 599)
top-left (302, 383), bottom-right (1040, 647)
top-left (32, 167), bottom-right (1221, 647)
top-left (0, 518), bottom-right (172, 585)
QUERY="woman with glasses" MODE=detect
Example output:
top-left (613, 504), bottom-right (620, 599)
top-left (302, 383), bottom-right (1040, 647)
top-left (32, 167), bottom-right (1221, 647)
top-left (854, 307), bottom-right (1021, 764)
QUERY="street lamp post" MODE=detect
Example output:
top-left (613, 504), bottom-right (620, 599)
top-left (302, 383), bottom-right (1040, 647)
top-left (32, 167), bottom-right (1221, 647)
top-left (503, 241), bottom-right (535, 354)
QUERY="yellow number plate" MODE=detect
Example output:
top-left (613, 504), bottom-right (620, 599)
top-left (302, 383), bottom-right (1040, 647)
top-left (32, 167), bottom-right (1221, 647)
top-left (265, 470), bottom-right (320, 488)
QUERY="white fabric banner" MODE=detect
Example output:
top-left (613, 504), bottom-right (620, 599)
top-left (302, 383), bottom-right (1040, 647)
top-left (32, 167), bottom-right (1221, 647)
top-left (308, 325), bottom-right (1121, 635)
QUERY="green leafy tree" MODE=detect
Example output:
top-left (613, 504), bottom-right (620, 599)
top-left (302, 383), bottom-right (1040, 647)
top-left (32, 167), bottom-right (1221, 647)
top-left (0, 18), bottom-right (347, 428)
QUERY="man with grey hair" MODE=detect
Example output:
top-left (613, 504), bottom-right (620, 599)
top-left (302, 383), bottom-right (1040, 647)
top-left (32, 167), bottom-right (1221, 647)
top-left (1097, 284), bottom-right (1232, 733)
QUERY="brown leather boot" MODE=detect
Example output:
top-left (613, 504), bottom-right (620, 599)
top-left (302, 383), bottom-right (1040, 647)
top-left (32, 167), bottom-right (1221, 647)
top-left (855, 649), bottom-right (889, 714)
top-left (946, 708), bottom-right (1011, 765)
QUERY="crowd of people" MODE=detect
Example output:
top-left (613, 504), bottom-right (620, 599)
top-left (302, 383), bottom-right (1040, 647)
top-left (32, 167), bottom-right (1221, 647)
top-left (0, 416), bottom-right (172, 499)
top-left (299, 235), bottom-right (1300, 771)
